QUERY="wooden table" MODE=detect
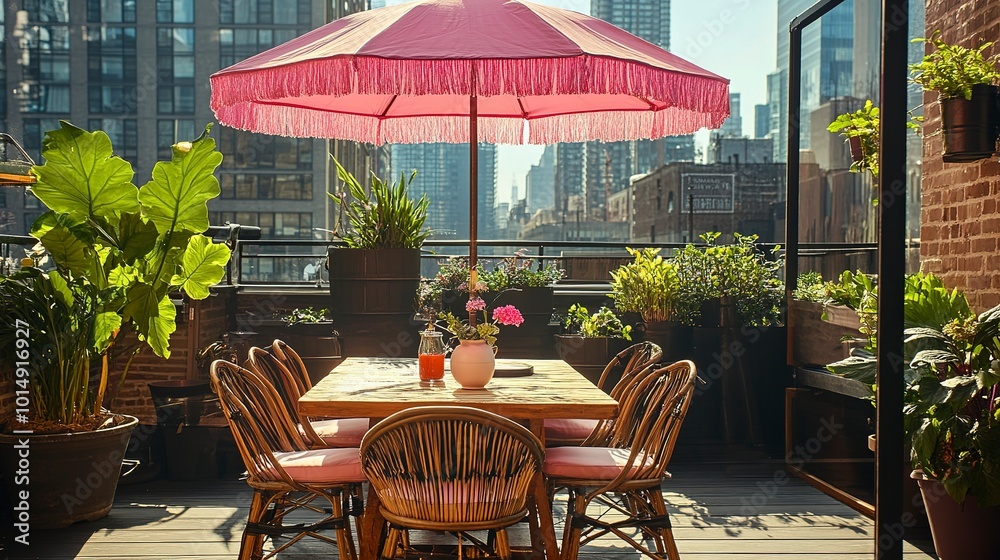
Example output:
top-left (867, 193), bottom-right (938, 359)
top-left (299, 357), bottom-right (619, 560)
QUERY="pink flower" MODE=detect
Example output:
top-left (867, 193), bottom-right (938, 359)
top-left (492, 305), bottom-right (524, 327)
top-left (466, 297), bottom-right (487, 312)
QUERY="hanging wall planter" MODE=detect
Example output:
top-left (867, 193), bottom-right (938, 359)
top-left (940, 84), bottom-right (1000, 163)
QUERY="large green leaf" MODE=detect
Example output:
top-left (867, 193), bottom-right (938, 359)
top-left (30, 121), bottom-right (139, 223)
top-left (138, 126), bottom-right (222, 235)
top-left (30, 212), bottom-right (94, 275)
top-left (170, 234), bottom-right (230, 300)
top-left (93, 312), bottom-right (122, 353)
top-left (122, 284), bottom-right (175, 358)
top-left (117, 213), bottom-right (160, 264)
top-left (47, 270), bottom-right (75, 309)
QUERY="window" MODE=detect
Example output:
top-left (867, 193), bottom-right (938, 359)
top-left (88, 119), bottom-right (137, 164)
top-left (157, 28), bottom-right (195, 81)
top-left (18, 22), bottom-right (72, 113)
top-left (87, 0), bottom-right (136, 22)
top-left (20, 84), bottom-right (70, 113)
top-left (219, 27), bottom-right (301, 67)
top-left (220, 174), bottom-right (312, 200)
top-left (24, 191), bottom-right (40, 209)
top-left (156, 0), bottom-right (194, 23)
top-left (22, 118), bottom-right (61, 160)
top-left (157, 119), bottom-right (197, 159)
top-left (218, 128), bottom-right (313, 170)
top-left (211, 211), bottom-right (313, 238)
top-left (157, 85), bottom-right (195, 114)
top-left (24, 0), bottom-right (70, 22)
top-left (219, 0), bottom-right (312, 26)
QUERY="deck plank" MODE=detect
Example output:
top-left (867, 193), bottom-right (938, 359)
top-left (3, 464), bottom-right (937, 559)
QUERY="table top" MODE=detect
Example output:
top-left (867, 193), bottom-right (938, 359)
top-left (299, 357), bottom-right (618, 420)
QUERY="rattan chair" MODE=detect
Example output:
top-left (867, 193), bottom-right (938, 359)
top-left (210, 360), bottom-right (364, 560)
top-left (544, 342), bottom-right (663, 446)
top-left (545, 360), bottom-right (698, 560)
top-left (247, 346), bottom-right (368, 448)
top-left (359, 406), bottom-right (545, 560)
top-left (271, 339), bottom-right (313, 393)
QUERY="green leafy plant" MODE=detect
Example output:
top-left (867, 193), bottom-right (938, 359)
top-left (283, 307), bottom-right (331, 324)
top-left (0, 121), bottom-right (230, 428)
top-left (609, 247), bottom-right (681, 323)
top-left (562, 303), bottom-right (592, 334)
top-left (903, 306), bottom-right (1000, 506)
top-left (911, 31), bottom-right (1000, 99)
top-left (480, 250), bottom-right (564, 291)
top-left (580, 307), bottom-right (632, 341)
top-left (328, 158), bottom-right (430, 249)
top-left (672, 232), bottom-right (784, 326)
top-left (793, 271), bottom-right (827, 303)
top-left (827, 100), bottom-right (881, 177)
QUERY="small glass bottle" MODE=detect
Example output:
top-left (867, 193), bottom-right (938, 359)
top-left (418, 330), bottom-right (446, 382)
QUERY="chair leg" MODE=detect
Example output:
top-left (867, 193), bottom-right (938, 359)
top-left (650, 488), bottom-right (680, 560)
top-left (380, 526), bottom-right (401, 560)
top-left (560, 489), bottom-right (586, 560)
top-left (334, 490), bottom-right (358, 560)
top-left (240, 490), bottom-right (268, 560)
top-left (494, 528), bottom-right (512, 560)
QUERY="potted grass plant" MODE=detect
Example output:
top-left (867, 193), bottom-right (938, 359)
top-left (911, 31), bottom-right (1000, 163)
top-left (327, 158), bottom-right (430, 357)
top-left (0, 122), bottom-right (229, 528)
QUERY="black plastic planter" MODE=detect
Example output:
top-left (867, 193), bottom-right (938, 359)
top-left (940, 84), bottom-right (1000, 163)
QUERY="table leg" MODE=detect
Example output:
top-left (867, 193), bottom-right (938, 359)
top-left (528, 419), bottom-right (560, 560)
top-left (359, 483), bottom-right (385, 560)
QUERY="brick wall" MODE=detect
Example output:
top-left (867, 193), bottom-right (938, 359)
top-left (920, 0), bottom-right (1000, 312)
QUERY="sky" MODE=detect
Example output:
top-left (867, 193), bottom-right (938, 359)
top-left (383, 0), bottom-right (778, 205)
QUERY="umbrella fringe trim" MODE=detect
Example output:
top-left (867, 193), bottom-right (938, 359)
top-left (212, 102), bottom-right (724, 145)
top-left (210, 55), bottom-right (730, 116)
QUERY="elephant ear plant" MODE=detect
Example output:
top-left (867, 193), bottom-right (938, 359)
top-left (0, 121), bottom-right (230, 429)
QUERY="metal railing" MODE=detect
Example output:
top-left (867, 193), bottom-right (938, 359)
top-left (229, 238), bottom-right (909, 287)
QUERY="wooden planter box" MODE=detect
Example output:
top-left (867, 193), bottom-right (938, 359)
top-left (554, 335), bottom-right (631, 390)
top-left (789, 300), bottom-right (863, 368)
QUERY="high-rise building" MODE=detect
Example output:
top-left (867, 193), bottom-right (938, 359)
top-left (754, 104), bottom-right (771, 140)
top-left (0, 0), bottom-right (347, 242)
top-left (525, 145), bottom-right (555, 215)
top-left (389, 143), bottom-right (497, 241)
top-left (717, 93), bottom-right (744, 138)
top-left (767, 0), bottom-right (855, 162)
top-left (553, 143), bottom-right (586, 215)
top-left (583, 0), bottom-right (693, 222)
top-left (591, 0), bottom-right (670, 49)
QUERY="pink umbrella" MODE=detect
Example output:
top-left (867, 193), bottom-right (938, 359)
top-left (210, 0), bottom-right (729, 285)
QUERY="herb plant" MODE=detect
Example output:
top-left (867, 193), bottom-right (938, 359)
top-left (911, 31), bottom-right (1000, 99)
top-left (329, 158), bottom-right (430, 249)
top-left (284, 307), bottom-right (331, 324)
top-left (827, 100), bottom-right (881, 177)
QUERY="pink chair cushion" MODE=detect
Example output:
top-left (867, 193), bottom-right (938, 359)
top-left (543, 446), bottom-right (663, 481)
top-left (305, 418), bottom-right (370, 447)
top-left (269, 447), bottom-right (366, 483)
top-left (543, 418), bottom-right (599, 442)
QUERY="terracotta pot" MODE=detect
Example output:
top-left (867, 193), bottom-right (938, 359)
top-left (848, 135), bottom-right (864, 163)
top-left (912, 470), bottom-right (1000, 559)
top-left (450, 339), bottom-right (495, 389)
top-left (0, 415), bottom-right (138, 528)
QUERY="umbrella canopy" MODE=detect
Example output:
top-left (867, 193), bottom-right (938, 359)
top-left (210, 0), bottom-right (730, 145)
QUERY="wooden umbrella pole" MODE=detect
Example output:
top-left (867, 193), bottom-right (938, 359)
top-left (469, 63), bottom-right (479, 326)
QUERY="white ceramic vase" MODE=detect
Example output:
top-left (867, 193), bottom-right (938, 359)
top-left (450, 339), bottom-right (496, 388)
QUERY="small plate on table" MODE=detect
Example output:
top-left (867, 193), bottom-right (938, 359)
top-left (493, 360), bottom-right (534, 377)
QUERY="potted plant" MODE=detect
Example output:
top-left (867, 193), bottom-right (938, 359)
top-left (900, 308), bottom-right (1000, 559)
top-left (669, 232), bottom-right (786, 445)
top-left (789, 271), bottom-right (870, 368)
top-left (424, 251), bottom-right (563, 358)
top-left (827, 100), bottom-right (881, 176)
top-left (609, 247), bottom-right (684, 361)
top-left (554, 304), bottom-right (633, 389)
top-left (437, 295), bottom-right (524, 388)
top-left (280, 307), bottom-right (341, 384)
top-left (327, 159), bottom-right (430, 357)
top-left (911, 31), bottom-right (1000, 162)
top-left (0, 122), bottom-right (229, 528)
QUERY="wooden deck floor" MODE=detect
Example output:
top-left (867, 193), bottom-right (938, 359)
top-left (4, 463), bottom-right (937, 559)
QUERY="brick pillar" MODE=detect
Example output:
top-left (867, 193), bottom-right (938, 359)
top-left (920, 0), bottom-right (1000, 311)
